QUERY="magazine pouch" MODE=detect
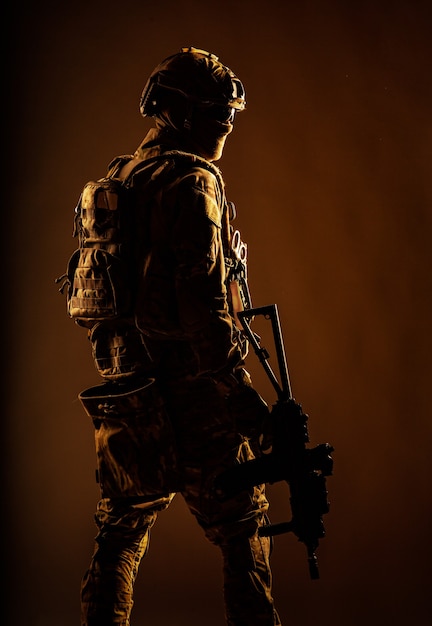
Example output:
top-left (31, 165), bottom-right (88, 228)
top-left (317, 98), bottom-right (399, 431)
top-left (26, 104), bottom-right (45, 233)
top-left (67, 177), bottom-right (134, 321)
top-left (89, 319), bottom-right (152, 380)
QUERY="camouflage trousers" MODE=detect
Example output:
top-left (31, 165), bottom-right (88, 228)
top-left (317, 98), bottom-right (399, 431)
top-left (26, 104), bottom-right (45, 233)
top-left (79, 371), bottom-right (281, 625)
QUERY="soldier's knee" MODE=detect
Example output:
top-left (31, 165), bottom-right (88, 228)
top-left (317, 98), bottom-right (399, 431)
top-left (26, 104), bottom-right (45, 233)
top-left (221, 531), bottom-right (271, 574)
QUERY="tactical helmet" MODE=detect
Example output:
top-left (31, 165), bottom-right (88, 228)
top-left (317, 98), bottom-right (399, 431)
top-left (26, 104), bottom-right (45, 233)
top-left (140, 47), bottom-right (246, 122)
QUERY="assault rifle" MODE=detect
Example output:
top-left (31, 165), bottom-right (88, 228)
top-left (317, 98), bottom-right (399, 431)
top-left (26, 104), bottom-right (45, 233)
top-left (213, 304), bottom-right (334, 579)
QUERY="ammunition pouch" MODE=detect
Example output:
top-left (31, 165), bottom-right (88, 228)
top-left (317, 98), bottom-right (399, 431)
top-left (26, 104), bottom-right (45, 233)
top-left (89, 320), bottom-right (152, 380)
top-left (79, 378), bottom-right (180, 498)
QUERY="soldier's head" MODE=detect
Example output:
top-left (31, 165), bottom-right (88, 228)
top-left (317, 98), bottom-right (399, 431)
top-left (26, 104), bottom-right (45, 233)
top-left (140, 47), bottom-right (246, 161)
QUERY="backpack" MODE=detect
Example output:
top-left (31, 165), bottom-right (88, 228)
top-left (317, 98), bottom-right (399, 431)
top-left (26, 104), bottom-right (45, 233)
top-left (57, 155), bottom-right (171, 325)
top-left (56, 151), bottom-right (228, 379)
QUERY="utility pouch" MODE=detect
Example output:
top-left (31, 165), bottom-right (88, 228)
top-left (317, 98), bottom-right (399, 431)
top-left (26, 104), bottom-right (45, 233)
top-left (89, 320), bottom-right (152, 380)
top-left (67, 176), bottom-right (135, 321)
top-left (79, 378), bottom-right (180, 498)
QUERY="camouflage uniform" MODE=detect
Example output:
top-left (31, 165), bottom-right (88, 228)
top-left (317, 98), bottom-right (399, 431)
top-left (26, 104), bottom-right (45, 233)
top-left (80, 128), bottom-right (281, 625)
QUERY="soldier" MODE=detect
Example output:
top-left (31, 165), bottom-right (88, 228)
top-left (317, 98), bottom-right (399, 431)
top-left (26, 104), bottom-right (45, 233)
top-left (77, 47), bottom-right (281, 625)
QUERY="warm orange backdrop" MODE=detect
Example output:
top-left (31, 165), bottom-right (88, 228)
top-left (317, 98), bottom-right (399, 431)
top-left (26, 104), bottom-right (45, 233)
top-left (4, 1), bottom-right (431, 625)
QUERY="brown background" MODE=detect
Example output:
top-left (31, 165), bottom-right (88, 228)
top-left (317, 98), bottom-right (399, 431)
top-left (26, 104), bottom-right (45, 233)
top-left (4, 1), bottom-right (431, 624)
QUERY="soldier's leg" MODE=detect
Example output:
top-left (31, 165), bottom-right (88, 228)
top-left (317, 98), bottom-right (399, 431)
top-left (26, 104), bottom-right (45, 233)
top-left (81, 494), bottom-right (173, 626)
top-left (79, 378), bottom-right (179, 624)
top-left (219, 507), bottom-right (281, 625)
top-left (163, 370), bottom-right (281, 624)
top-left (185, 447), bottom-right (281, 626)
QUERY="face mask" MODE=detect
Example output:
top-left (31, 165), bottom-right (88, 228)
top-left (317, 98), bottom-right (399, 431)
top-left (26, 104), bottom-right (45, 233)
top-left (155, 101), bottom-right (236, 161)
top-left (187, 105), bottom-right (236, 161)
top-left (190, 119), bottom-right (232, 161)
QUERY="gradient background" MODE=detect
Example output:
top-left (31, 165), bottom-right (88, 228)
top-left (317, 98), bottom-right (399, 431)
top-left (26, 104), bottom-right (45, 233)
top-left (4, 1), bottom-right (431, 624)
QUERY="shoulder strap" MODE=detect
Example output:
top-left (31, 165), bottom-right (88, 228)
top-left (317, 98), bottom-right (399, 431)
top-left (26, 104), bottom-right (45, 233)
top-left (105, 150), bottom-right (225, 191)
top-left (160, 149), bottom-right (225, 191)
top-left (105, 154), bottom-right (134, 179)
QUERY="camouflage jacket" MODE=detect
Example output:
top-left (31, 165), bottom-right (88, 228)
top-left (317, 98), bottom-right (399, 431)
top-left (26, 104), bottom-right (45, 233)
top-left (124, 128), bottom-right (245, 376)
